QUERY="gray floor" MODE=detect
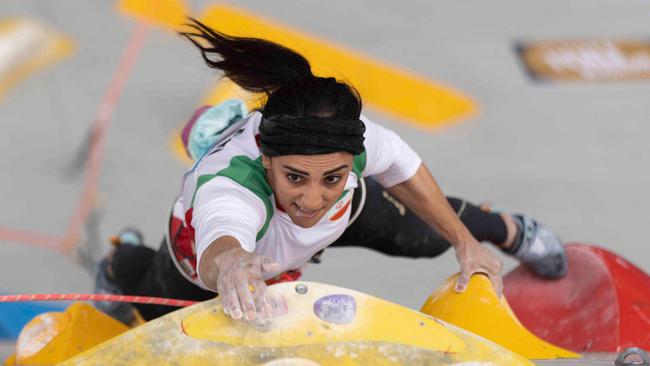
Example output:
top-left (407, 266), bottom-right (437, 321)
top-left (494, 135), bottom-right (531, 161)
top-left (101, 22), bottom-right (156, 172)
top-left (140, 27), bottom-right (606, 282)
top-left (1, 0), bottom-right (649, 361)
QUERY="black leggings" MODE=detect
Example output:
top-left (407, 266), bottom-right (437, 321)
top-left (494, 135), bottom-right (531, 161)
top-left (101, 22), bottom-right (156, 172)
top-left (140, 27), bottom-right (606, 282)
top-left (111, 177), bottom-right (507, 320)
top-left (111, 242), bottom-right (214, 320)
top-left (331, 177), bottom-right (507, 256)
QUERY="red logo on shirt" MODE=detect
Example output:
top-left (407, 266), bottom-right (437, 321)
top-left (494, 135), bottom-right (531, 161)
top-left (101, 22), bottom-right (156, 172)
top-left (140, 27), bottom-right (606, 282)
top-left (330, 199), bottom-right (351, 221)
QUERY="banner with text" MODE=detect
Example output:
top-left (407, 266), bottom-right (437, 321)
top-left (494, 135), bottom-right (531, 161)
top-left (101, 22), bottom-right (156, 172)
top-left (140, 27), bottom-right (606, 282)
top-left (517, 39), bottom-right (650, 82)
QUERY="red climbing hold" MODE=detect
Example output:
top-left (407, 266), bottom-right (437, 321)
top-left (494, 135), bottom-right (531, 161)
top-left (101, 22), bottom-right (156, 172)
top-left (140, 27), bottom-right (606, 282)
top-left (504, 243), bottom-right (650, 353)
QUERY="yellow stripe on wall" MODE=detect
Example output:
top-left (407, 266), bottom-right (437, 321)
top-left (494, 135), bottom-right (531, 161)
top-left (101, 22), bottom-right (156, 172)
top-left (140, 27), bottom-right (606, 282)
top-left (203, 78), bottom-right (265, 111)
top-left (118, 0), bottom-right (188, 31)
top-left (199, 4), bottom-right (477, 129)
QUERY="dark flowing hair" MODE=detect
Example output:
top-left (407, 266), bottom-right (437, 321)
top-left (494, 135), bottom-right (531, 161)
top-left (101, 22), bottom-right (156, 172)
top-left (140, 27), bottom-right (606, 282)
top-left (179, 18), bottom-right (362, 121)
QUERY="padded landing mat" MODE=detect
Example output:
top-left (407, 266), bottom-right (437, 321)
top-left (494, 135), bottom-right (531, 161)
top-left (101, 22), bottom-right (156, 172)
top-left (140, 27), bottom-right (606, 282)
top-left (505, 243), bottom-right (650, 352)
top-left (61, 282), bottom-right (532, 365)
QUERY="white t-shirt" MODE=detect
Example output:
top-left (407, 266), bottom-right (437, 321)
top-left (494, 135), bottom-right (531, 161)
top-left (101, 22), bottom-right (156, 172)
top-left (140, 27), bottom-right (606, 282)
top-left (167, 111), bottom-right (421, 289)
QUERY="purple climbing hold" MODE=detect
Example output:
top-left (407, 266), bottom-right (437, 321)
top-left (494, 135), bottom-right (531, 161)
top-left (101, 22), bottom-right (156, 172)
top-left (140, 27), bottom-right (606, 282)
top-left (313, 294), bottom-right (356, 324)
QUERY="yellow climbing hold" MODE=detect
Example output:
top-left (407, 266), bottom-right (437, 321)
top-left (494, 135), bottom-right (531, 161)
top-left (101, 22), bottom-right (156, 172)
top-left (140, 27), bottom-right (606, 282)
top-left (420, 273), bottom-right (581, 360)
top-left (182, 282), bottom-right (466, 352)
top-left (62, 282), bottom-right (533, 365)
top-left (9, 302), bottom-right (128, 365)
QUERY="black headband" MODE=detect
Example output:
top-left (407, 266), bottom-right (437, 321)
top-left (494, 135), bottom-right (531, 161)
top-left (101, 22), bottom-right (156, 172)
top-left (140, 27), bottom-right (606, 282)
top-left (259, 115), bottom-right (366, 157)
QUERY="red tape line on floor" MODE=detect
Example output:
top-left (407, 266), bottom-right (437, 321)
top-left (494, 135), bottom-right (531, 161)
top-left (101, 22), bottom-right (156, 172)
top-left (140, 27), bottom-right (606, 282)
top-left (61, 22), bottom-right (150, 254)
top-left (0, 22), bottom-right (150, 253)
top-left (0, 226), bottom-right (62, 250)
